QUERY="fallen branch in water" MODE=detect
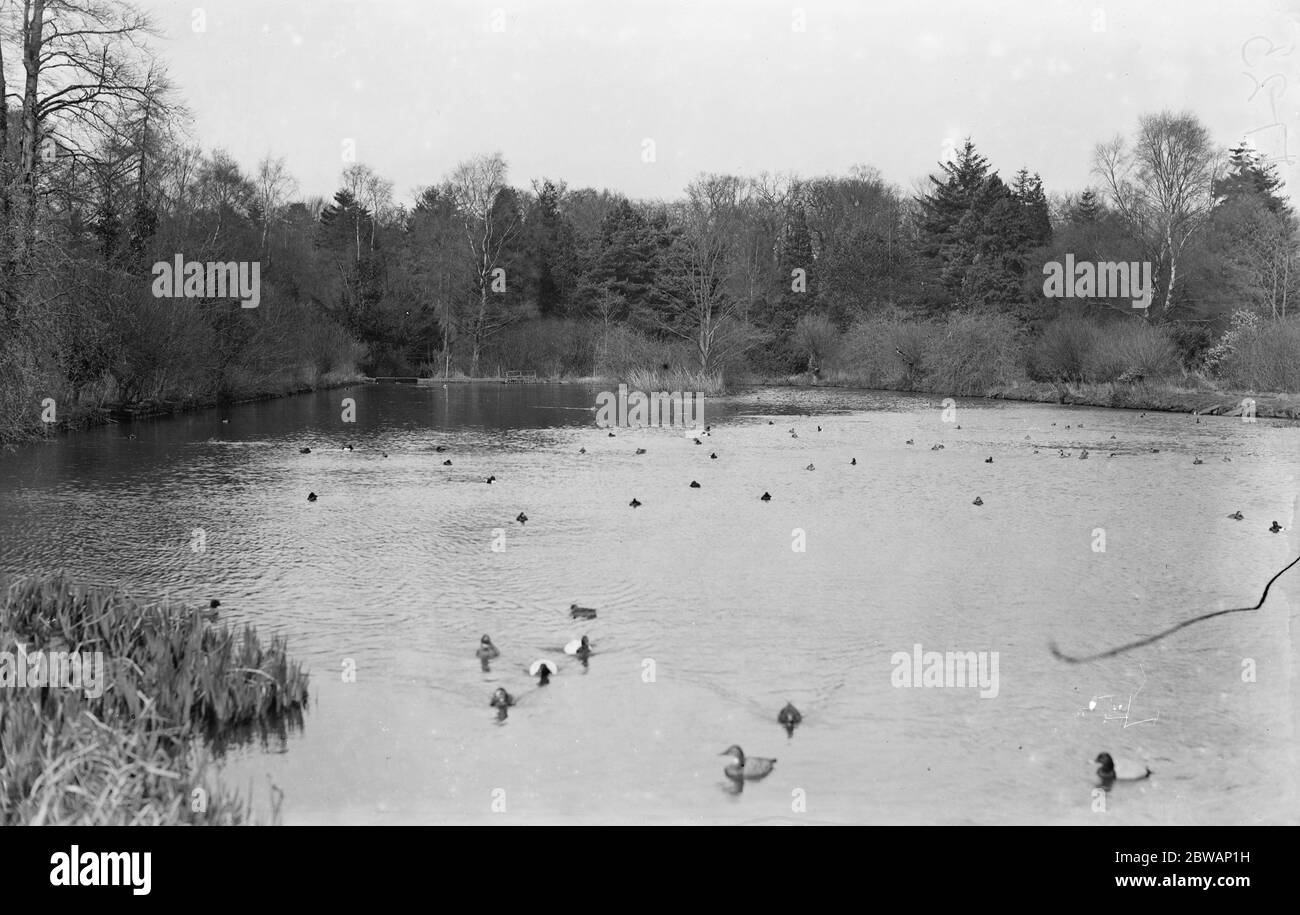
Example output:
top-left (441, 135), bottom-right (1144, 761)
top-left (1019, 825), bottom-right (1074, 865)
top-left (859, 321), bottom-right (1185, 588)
top-left (1050, 551), bottom-right (1300, 663)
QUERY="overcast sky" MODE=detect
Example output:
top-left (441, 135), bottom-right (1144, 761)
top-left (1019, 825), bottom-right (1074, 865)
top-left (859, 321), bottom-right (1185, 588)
top-left (138, 0), bottom-right (1300, 204)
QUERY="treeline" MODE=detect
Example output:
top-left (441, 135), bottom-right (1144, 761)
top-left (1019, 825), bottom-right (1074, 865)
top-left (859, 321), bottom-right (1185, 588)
top-left (2, 1), bottom-right (1298, 446)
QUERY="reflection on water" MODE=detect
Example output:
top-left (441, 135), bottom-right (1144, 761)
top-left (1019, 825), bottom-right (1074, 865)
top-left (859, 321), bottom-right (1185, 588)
top-left (0, 383), bottom-right (1297, 824)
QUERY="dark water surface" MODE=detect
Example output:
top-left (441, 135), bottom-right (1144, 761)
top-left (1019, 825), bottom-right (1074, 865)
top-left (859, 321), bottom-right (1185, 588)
top-left (1, 383), bottom-right (1297, 824)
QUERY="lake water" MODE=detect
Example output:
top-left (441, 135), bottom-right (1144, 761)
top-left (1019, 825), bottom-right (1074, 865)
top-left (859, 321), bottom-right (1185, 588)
top-left (1, 382), bottom-right (1297, 824)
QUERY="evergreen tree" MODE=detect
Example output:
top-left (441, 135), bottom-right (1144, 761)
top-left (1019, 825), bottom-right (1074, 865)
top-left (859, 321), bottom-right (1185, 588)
top-left (1012, 168), bottom-right (1052, 246)
top-left (1074, 189), bottom-right (1103, 223)
top-left (1213, 138), bottom-right (1290, 215)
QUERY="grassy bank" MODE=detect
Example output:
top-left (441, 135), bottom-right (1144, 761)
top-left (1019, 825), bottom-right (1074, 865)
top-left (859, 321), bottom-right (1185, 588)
top-left (0, 575), bottom-right (309, 825)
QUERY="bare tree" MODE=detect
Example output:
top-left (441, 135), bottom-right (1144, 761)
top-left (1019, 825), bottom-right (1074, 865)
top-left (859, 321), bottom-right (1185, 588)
top-left (445, 152), bottom-right (521, 376)
top-left (253, 154), bottom-right (298, 257)
top-left (1094, 111), bottom-right (1221, 319)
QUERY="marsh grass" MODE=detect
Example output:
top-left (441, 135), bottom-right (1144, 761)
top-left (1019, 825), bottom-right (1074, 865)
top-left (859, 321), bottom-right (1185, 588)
top-left (623, 366), bottom-right (727, 396)
top-left (0, 574), bottom-right (308, 825)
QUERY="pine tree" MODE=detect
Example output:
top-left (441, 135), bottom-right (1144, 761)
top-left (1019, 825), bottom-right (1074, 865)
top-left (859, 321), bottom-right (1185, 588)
top-left (1074, 189), bottom-right (1102, 223)
top-left (1214, 138), bottom-right (1290, 215)
top-left (1012, 168), bottom-right (1052, 246)
top-left (918, 139), bottom-right (992, 261)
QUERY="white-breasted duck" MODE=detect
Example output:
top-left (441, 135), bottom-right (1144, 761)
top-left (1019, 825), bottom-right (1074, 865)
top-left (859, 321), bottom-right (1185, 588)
top-left (721, 745), bottom-right (776, 781)
top-left (778, 702), bottom-right (802, 736)
top-left (564, 635), bottom-right (593, 661)
top-left (529, 659), bottom-right (557, 685)
top-left (1095, 752), bottom-right (1151, 784)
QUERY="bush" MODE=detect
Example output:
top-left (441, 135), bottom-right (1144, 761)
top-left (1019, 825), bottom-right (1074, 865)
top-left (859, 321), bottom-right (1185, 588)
top-left (921, 312), bottom-right (1025, 394)
top-left (826, 311), bottom-right (933, 389)
top-left (1217, 316), bottom-right (1300, 392)
top-left (1083, 320), bottom-right (1181, 382)
top-left (1028, 317), bottom-right (1100, 382)
top-left (792, 314), bottom-right (841, 374)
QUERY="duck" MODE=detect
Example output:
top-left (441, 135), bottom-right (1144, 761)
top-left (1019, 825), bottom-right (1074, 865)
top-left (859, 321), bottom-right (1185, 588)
top-left (690, 480), bottom-right (701, 488)
top-left (694, 437), bottom-right (703, 445)
top-left (530, 659), bottom-right (557, 685)
top-left (805, 463), bottom-right (815, 471)
top-left (1192, 457), bottom-right (1204, 465)
top-left (906, 439), bottom-right (914, 445)
top-left (209, 599), bottom-right (221, 609)
top-left (299, 447), bottom-right (311, 454)
top-left (443, 459), bottom-right (452, 466)
top-left (570, 603), bottom-right (598, 620)
top-left (1228, 511), bottom-right (1244, 520)
top-left (768, 420), bottom-right (774, 425)
top-left (817, 425), bottom-right (822, 432)
top-left (1270, 521), bottom-right (1283, 533)
top-left (778, 702), bottom-right (802, 736)
top-left (1079, 450), bottom-right (1089, 460)
top-left (629, 497), bottom-right (641, 508)
top-left (710, 452), bottom-right (718, 459)
top-left (1095, 752), bottom-right (1151, 783)
top-left (984, 457), bottom-right (993, 463)
top-left (307, 492), bottom-right (318, 502)
top-left (720, 745), bottom-right (777, 781)
top-left (850, 457), bottom-right (856, 465)
top-left (476, 635), bottom-right (500, 663)
top-left (760, 492), bottom-right (771, 502)
top-left (486, 475), bottom-right (495, 484)
top-left (579, 447), bottom-right (586, 454)
top-left (790, 432), bottom-right (798, 439)
top-left (516, 512), bottom-right (528, 524)
top-left (973, 496), bottom-right (983, 506)
top-left (635, 448), bottom-right (646, 455)
top-left (435, 446), bottom-right (448, 452)
top-left (564, 635), bottom-right (592, 661)
top-left (490, 687), bottom-right (514, 720)
top-left (608, 431), bottom-right (616, 437)
top-left (930, 444), bottom-right (943, 451)
top-left (1222, 456), bottom-right (1231, 462)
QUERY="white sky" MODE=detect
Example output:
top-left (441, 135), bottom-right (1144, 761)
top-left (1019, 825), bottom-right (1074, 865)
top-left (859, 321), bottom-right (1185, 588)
top-left (138, 0), bottom-right (1300, 204)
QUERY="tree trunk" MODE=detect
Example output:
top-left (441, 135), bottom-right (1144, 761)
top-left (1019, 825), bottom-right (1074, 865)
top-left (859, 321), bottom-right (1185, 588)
top-left (19, 0), bottom-right (46, 264)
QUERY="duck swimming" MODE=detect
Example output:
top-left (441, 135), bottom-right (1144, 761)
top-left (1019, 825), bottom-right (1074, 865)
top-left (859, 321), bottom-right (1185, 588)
top-left (1228, 511), bottom-right (1244, 520)
top-left (906, 439), bottom-right (914, 445)
top-left (1270, 521), bottom-right (1283, 533)
top-left (486, 475), bottom-right (495, 484)
top-left (435, 446), bottom-right (448, 452)
top-left (476, 635), bottom-right (500, 663)
top-left (805, 463), bottom-right (815, 471)
top-left (985, 457), bottom-right (993, 463)
top-left (629, 497), bottom-right (641, 508)
top-left (443, 459), bottom-right (452, 466)
top-left (720, 745), bottom-right (776, 781)
top-left (307, 492), bottom-right (318, 502)
top-left (300, 447), bottom-right (311, 454)
top-left (529, 659), bottom-right (557, 685)
top-left (930, 444), bottom-right (943, 451)
top-left (760, 492), bottom-right (771, 502)
top-left (1079, 450), bottom-right (1089, 459)
top-left (569, 604), bottom-right (597, 620)
top-left (490, 687), bottom-right (514, 720)
top-left (1095, 752), bottom-right (1151, 784)
top-left (690, 481), bottom-right (701, 488)
top-left (973, 496), bottom-right (983, 506)
top-left (778, 702), bottom-right (802, 736)
top-left (710, 452), bottom-right (718, 459)
top-left (635, 448), bottom-right (646, 455)
top-left (516, 512), bottom-right (528, 524)
top-left (1192, 457), bottom-right (1203, 465)
top-left (851, 458), bottom-right (856, 465)
top-left (579, 447), bottom-right (586, 454)
top-left (564, 635), bottom-right (592, 661)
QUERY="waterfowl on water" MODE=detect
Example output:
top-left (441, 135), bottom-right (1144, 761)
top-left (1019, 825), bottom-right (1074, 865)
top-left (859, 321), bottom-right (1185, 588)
top-left (1228, 511), bottom-right (1244, 520)
top-left (490, 687), bottom-right (514, 709)
top-left (1192, 457), bottom-right (1204, 465)
top-left (300, 447), bottom-right (311, 454)
top-left (973, 496), bottom-right (983, 506)
top-left (817, 425), bottom-right (822, 432)
top-left (477, 635), bottom-right (500, 662)
top-left (530, 659), bottom-right (557, 685)
top-left (760, 492), bottom-right (771, 502)
top-left (579, 447), bottom-right (586, 454)
top-left (629, 498), bottom-right (641, 508)
top-left (435, 446), bottom-right (448, 452)
top-left (635, 448), bottom-right (646, 455)
top-left (608, 431), bottom-right (616, 437)
top-left (710, 452), bottom-right (718, 459)
top-left (443, 459), bottom-right (452, 466)
top-left (906, 439), bottom-right (914, 445)
top-left (768, 420), bottom-right (774, 425)
top-left (564, 635), bottom-right (592, 660)
top-left (805, 463), bottom-right (815, 471)
top-left (694, 437), bottom-right (703, 445)
top-left (307, 492), bottom-right (318, 502)
top-left (486, 475), bottom-right (495, 484)
top-left (210, 599), bottom-right (221, 609)
top-left (790, 432), bottom-right (798, 439)
top-left (720, 745), bottom-right (776, 781)
top-left (778, 702), bottom-right (802, 736)
top-left (1095, 752), bottom-right (1151, 783)
top-left (1222, 456), bottom-right (1231, 462)
top-left (930, 444), bottom-right (943, 451)
top-left (516, 512), bottom-right (528, 524)
top-left (222, 419), bottom-right (230, 424)
top-left (1271, 521), bottom-right (1283, 533)
top-left (1079, 450), bottom-right (1089, 459)
top-left (985, 457), bottom-right (993, 463)
top-left (570, 604), bottom-right (597, 620)
top-left (690, 481), bottom-right (701, 488)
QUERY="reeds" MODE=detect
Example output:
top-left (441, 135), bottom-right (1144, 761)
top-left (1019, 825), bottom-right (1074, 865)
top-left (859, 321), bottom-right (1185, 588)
top-left (0, 574), bottom-right (308, 825)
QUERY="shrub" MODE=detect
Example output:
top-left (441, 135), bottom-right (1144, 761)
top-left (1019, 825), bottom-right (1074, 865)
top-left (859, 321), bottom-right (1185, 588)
top-left (1084, 320), bottom-right (1181, 382)
top-left (826, 311), bottom-right (934, 389)
top-left (1028, 316), bottom-right (1101, 382)
top-left (921, 312), bottom-right (1025, 394)
top-left (1217, 316), bottom-right (1300, 392)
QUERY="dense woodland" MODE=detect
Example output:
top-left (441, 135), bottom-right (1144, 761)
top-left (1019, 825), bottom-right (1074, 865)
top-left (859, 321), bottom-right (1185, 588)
top-left (2, 2), bottom-right (1298, 444)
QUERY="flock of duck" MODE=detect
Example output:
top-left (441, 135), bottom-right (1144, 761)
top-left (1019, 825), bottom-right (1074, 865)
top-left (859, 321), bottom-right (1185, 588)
top-left (288, 400), bottom-right (1288, 795)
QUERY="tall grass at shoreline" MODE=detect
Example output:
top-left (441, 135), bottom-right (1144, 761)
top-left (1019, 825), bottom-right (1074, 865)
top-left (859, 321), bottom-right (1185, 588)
top-left (0, 575), bottom-right (308, 825)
